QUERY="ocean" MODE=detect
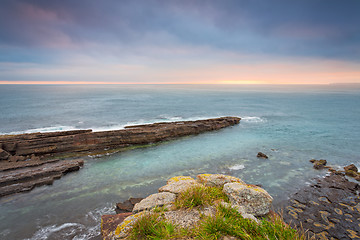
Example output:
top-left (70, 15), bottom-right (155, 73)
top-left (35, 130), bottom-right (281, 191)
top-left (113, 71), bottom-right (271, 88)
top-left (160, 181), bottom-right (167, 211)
top-left (0, 84), bottom-right (359, 239)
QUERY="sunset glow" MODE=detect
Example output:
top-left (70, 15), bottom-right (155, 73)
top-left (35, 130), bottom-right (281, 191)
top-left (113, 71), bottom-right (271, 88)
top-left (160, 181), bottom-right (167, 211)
top-left (0, 1), bottom-right (359, 84)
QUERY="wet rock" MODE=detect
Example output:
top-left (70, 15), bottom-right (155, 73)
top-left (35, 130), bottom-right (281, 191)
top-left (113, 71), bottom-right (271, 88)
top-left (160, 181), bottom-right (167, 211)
top-left (159, 176), bottom-right (201, 194)
top-left (345, 170), bottom-right (358, 178)
top-left (0, 117), bottom-right (240, 158)
top-left (132, 192), bottom-right (176, 213)
top-left (310, 159), bottom-right (327, 169)
top-left (0, 159), bottom-right (84, 197)
top-left (0, 149), bottom-right (10, 160)
top-left (115, 198), bottom-right (143, 214)
top-left (283, 174), bottom-right (360, 240)
top-left (257, 152), bottom-right (268, 159)
top-left (0, 118), bottom-right (241, 197)
top-left (223, 182), bottom-right (273, 216)
top-left (196, 174), bottom-right (245, 187)
top-left (101, 212), bottom-right (132, 240)
top-left (344, 163), bottom-right (358, 172)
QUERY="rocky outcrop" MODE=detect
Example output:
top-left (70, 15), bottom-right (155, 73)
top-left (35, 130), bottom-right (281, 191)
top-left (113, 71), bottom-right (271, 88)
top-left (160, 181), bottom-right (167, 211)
top-left (257, 152), bottom-right (268, 159)
top-left (283, 173), bottom-right (360, 240)
top-left (0, 159), bottom-right (84, 197)
top-left (0, 117), bottom-right (240, 197)
top-left (0, 117), bottom-right (240, 158)
top-left (102, 174), bottom-right (273, 239)
top-left (309, 159), bottom-right (327, 169)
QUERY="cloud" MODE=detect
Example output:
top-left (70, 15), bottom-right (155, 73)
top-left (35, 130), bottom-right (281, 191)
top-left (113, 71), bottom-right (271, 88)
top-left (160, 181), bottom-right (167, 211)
top-left (0, 0), bottom-right (359, 83)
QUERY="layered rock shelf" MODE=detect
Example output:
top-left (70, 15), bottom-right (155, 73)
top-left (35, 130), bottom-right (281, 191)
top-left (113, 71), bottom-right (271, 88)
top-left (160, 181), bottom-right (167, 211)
top-left (283, 173), bottom-right (360, 239)
top-left (0, 117), bottom-right (240, 197)
top-left (0, 117), bottom-right (240, 159)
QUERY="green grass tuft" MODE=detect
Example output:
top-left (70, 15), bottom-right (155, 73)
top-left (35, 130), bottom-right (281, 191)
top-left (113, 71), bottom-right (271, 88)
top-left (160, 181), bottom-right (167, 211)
top-left (175, 185), bottom-right (229, 209)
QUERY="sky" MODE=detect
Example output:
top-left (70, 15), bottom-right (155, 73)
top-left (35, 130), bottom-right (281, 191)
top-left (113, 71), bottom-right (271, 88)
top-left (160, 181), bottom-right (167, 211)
top-left (0, 0), bottom-right (359, 84)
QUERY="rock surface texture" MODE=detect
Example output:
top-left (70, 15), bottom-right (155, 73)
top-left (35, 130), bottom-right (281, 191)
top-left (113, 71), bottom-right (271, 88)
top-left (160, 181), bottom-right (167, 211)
top-left (223, 182), bottom-right (273, 216)
top-left (0, 159), bottom-right (84, 197)
top-left (0, 117), bottom-right (240, 158)
top-left (0, 117), bottom-right (240, 197)
top-left (102, 174), bottom-right (273, 239)
top-left (283, 174), bottom-right (360, 240)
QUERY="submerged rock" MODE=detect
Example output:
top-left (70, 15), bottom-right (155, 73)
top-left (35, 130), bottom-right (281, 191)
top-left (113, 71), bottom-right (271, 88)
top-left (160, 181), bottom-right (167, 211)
top-left (223, 182), bottom-right (273, 216)
top-left (310, 159), bottom-right (327, 169)
top-left (257, 152), bottom-right (268, 159)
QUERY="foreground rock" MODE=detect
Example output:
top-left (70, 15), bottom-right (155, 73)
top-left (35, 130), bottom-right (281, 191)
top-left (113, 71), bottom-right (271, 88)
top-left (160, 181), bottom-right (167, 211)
top-left (102, 174), bottom-right (273, 239)
top-left (223, 182), bottom-right (273, 216)
top-left (0, 117), bottom-right (240, 197)
top-left (0, 159), bottom-right (84, 197)
top-left (283, 173), bottom-right (360, 239)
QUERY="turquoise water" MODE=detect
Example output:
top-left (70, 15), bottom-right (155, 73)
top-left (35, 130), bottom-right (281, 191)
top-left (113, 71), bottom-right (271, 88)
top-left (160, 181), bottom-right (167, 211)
top-left (0, 84), bottom-right (359, 239)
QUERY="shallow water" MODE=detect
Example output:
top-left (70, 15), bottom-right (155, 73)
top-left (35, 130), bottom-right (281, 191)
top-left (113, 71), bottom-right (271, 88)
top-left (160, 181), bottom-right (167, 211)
top-left (0, 84), bottom-right (359, 239)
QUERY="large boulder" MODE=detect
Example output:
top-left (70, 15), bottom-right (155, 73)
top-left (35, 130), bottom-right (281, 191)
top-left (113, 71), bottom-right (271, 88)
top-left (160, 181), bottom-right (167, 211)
top-left (0, 149), bottom-right (11, 160)
top-left (132, 192), bottom-right (176, 213)
top-left (159, 176), bottom-right (201, 194)
top-left (223, 182), bottom-right (273, 216)
top-left (196, 174), bottom-right (245, 187)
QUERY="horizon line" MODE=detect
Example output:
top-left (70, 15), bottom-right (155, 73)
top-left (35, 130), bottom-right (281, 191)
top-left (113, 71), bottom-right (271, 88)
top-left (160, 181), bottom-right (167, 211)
top-left (0, 81), bottom-right (345, 85)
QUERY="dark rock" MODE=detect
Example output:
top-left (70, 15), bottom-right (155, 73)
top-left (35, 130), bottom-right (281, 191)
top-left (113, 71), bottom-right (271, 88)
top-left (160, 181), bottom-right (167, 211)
top-left (115, 200), bottom-right (134, 213)
top-left (283, 174), bottom-right (360, 240)
top-left (344, 164), bottom-right (358, 173)
top-left (345, 170), bottom-right (358, 178)
top-left (101, 212), bottom-right (132, 240)
top-left (0, 149), bottom-right (11, 160)
top-left (355, 175), bottom-right (360, 181)
top-left (257, 152), bottom-right (268, 159)
top-left (310, 159), bottom-right (327, 169)
top-left (129, 197), bottom-right (143, 205)
top-left (0, 159), bottom-right (84, 197)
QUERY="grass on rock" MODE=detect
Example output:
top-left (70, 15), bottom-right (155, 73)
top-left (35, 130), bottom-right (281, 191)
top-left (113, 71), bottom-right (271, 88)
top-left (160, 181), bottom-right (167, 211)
top-left (175, 185), bottom-right (228, 209)
top-left (128, 185), bottom-right (306, 239)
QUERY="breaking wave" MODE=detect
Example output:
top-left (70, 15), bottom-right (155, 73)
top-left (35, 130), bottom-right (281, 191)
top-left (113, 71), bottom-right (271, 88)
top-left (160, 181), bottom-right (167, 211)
top-left (241, 116), bottom-right (266, 123)
top-left (228, 164), bottom-right (245, 170)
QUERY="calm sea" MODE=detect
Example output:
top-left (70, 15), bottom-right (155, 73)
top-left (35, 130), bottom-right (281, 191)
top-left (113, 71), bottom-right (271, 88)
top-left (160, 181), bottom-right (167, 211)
top-left (0, 84), bottom-right (359, 239)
